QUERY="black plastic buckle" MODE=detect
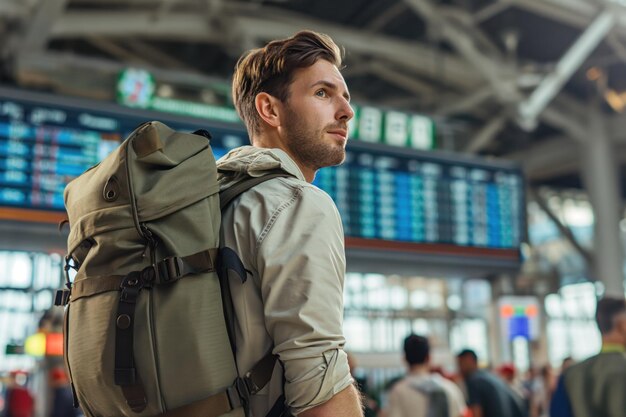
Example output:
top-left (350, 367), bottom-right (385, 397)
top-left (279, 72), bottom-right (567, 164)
top-left (54, 289), bottom-right (71, 306)
top-left (239, 374), bottom-right (261, 397)
top-left (157, 257), bottom-right (183, 283)
top-left (120, 272), bottom-right (143, 303)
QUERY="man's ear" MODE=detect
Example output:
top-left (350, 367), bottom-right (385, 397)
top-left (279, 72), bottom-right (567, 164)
top-left (255, 92), bottom-right (281, 128)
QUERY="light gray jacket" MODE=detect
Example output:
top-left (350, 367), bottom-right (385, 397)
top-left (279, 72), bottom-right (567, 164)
top-left (217, 146), bottom-right (352, 416)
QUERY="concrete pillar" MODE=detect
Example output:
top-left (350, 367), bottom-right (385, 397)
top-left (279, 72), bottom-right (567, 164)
top-left (580, 108), bottom-right (625, 297)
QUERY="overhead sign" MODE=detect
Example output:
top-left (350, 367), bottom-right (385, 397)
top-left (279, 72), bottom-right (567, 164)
top-left (351, 105), bottom-right (435, 150)
top-left (117, 68), bottom-right (240, 124)
top-left (498, 296), bottom-right (541, 341)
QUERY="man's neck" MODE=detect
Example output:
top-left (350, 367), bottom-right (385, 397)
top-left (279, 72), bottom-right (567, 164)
top-left (601, 334), bottom-right (626, 352)
top-left (252, 137), bottom-right (315, 182)
top-left (408, 364), bottom-right (430, 375)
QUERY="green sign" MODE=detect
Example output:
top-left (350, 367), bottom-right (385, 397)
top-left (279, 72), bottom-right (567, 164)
top-left (117, 68), bottom-right (241, 124)
top-left (5, 343), bottom-right (25, 355)
top-left (350, 104), bottom-right (435, 150)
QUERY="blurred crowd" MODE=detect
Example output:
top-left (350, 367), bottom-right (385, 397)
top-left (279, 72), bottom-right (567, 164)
top-left (349, 346), bottom-right (573, 417)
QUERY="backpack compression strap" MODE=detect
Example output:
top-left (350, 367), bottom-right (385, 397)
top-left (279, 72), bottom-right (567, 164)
top-left (158, 351), bottom-right (278, 417)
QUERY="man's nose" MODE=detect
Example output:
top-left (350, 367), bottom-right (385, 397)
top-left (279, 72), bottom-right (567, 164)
top-left (337, 98), bottom-right (354, 121)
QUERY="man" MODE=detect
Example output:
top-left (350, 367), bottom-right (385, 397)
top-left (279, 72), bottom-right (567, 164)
top-left (456, 350), bottom-right (525, 417)
top-left (217, 31), bottom-right (362, 417)
top-left (386, 334), bottom-right (466, 417)
top-left (550, 296), bottom-right (626, 417)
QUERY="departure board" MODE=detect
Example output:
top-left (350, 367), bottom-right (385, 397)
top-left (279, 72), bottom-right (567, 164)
top-left (314, 145), bottom-right (524, 249)
top-left (0, 87), bottom-right (525, 255)
top-left (0, 90), bottom-right (240, 212)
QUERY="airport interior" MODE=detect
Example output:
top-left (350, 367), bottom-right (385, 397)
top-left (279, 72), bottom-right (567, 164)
top-left (0, 0), bottom-right (625, 417)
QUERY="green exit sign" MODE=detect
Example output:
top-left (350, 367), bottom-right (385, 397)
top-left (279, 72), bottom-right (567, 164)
top-left (5, 344), bottom-right (25, 355)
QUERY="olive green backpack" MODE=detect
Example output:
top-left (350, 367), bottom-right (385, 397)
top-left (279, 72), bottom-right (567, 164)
top-left (56, 121), bottom-right (283, 417)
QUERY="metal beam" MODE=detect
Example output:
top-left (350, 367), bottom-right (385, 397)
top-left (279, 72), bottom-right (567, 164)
top-left (51, 10), bottom-right (483, 89)
top-left (368, 62), bottom-right (437, 96)
top-left (539, 107), bottom-right (588, 142)
top-left (518, 10), bottom-right (615, 129)
top-left (403, 0), bottom-right (517, 101)
top-left (125, 39), bottom-right (193, 70)
top-left (508, 0), bottom-right (592, 28)
top-left (530, 188), bottom-right (595, 266)
top-left (463, 114), bottom-right (508, 153)
top-left (86, 36), bottom-right (151, 66)
top-left (434, 86), bottom-right (494, 116)
top-left (473, 0), bottom-right (512, 24)
top-left (366, 2), bottom-right (407, 32)
top-left (18, 0), bottom-right (69, 51)
top-left (14, 50), bottom-right (228, 91)
top-left (0, 1), bottom-right (29, 19)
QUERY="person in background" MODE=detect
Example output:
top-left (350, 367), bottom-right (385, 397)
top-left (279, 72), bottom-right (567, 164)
top-left (457, 350), bottom-right (526, 417)
top-left (497, 363), bottom-right (529, 408)
top-left (386, 334), bottom-right (467, 417)
top-left (3, 371), bottom-right (33, 417)
top-left (549, 296), bottom-right (626, 417)
top-left (559, 357), bottom-right (574, 374)
top-left (529, 365), bottom-right (554, 417)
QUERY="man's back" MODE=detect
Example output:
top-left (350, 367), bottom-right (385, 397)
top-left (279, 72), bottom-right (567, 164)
top-left (564, 351), bottom-right (626, 417)
top-left (465, 370), bottom-right (523, 417)
top-left (218, 146), bottom-right (353, 416)
top-left (387, 373), bottom-right (466, 417)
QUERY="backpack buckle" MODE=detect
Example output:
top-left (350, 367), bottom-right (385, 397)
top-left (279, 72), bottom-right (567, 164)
top-left (157, 257), bottom-right (183, 283)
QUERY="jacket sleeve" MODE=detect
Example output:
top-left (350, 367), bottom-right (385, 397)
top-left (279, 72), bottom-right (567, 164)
top-left (254, 185), bottom-right (353, 415)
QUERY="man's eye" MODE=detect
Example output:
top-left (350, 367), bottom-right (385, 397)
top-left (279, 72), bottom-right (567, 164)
top-left (315, 89), bottom-right (327, 97)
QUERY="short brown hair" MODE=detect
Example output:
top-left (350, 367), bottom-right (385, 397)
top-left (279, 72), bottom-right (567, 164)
top-left (232, 30), bottom-right (343, 136)
top-left (596, 296), bottom-right (626, 334)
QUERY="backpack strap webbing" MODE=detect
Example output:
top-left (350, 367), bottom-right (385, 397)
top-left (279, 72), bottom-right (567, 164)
top-left (56, 249), bottom-right (220, 305)
top-left (219, 171), bottom-right (292, 211)
top-left (158, 352), bottom-right (278, 417)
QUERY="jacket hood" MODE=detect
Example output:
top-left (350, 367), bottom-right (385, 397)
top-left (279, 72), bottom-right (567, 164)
top-left (217, 146), bottom-right (305, 190)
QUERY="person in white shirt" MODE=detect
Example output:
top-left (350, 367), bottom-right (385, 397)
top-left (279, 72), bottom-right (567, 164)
top-left (386, 335), bottom-right (467, 417)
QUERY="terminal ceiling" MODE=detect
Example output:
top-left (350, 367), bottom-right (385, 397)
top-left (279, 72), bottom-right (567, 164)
top-left (2, 0), bottom-right (626, 196)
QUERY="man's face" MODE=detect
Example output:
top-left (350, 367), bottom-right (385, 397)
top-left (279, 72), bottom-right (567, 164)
top-left (278, 59), bottom-right (354, 173)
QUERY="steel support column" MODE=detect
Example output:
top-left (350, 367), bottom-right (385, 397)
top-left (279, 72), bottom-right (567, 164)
top-left (581, 109), bottom-right (625, 297)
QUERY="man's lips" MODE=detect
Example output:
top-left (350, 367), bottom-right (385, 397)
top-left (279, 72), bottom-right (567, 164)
top-left (327, 129), bottom-right (348, 139)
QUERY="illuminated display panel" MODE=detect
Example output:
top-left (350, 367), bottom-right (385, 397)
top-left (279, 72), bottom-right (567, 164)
top-left (314, 143), bottom-right (524, 252)
top-left (0, 88), bottom-right (525, 259)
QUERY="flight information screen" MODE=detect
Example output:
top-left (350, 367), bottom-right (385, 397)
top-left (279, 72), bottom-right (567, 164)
top-left (314, 145), bottom-right (524, 250)
top-left (0, 93), bottom-right (240, 212)
top-left (0, 88), bottom-right (525, 254)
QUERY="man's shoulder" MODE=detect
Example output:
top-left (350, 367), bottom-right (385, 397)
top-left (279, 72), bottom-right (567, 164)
top-left (243, 175), bottom-right (337, 212)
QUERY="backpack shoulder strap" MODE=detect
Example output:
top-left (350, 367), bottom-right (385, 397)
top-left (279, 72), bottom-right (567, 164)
top-left (219, 171), bottom-right (293, 211)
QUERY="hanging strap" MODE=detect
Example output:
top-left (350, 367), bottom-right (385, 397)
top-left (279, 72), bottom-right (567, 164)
top-left (219, 172), bottom-right (292, 211)
top-left (114, 271), bottom-right (147, 412)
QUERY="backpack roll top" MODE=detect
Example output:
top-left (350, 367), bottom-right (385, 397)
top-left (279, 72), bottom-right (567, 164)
top-left (62, 121), bottom-right (242, 417)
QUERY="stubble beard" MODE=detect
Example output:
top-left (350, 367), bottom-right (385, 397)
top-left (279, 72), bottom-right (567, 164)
top-left (282, 107), bottom-right (346, 172)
